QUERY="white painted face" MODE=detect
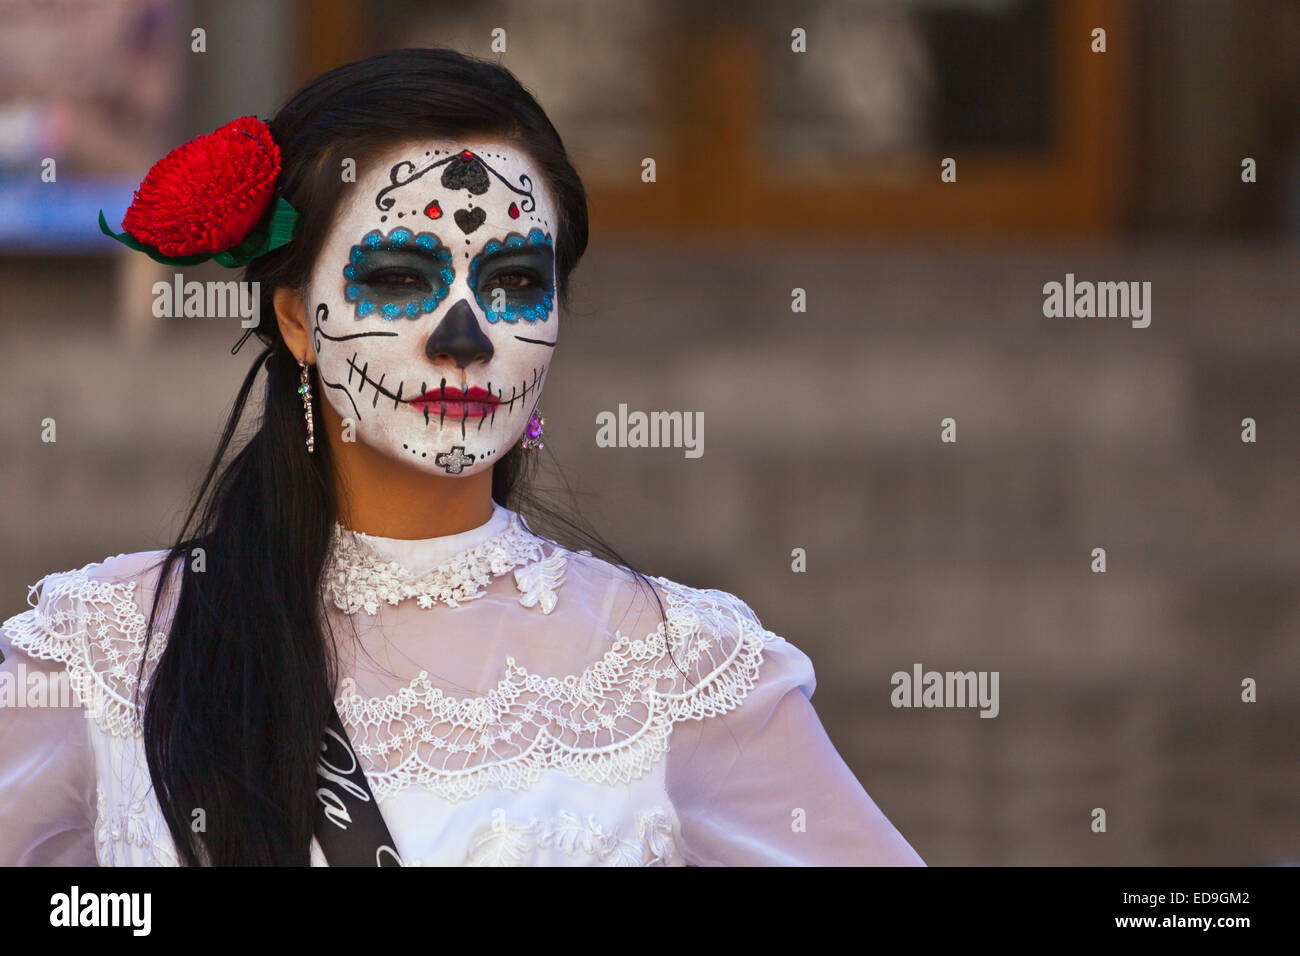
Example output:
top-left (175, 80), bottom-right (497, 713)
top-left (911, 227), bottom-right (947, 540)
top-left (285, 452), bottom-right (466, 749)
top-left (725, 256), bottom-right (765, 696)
top-left (306, 139), bottom-right (559, 476)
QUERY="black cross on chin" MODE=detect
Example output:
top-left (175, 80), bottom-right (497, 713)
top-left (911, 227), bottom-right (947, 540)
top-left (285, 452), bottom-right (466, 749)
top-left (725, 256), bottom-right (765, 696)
top-left (434, 445), bottom-right (476, 474)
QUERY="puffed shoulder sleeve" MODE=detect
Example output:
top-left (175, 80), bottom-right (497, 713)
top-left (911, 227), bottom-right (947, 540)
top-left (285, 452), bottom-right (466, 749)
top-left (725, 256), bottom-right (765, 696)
top-left (663, 587), bottom-right (924, 866)
top-left (0, 569), bottom-right (101, 865)
top-left (0, 552), bottom-right (170, 866)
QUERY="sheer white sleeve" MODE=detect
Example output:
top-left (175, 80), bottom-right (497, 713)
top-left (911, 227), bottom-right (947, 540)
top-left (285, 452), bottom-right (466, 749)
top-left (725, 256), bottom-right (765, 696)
top-left (0, 576), bottom-right (101, 866)
top-left (665, 595), bottom-right (924, 866)
top-left (0, 553), bottom-right (173, 867)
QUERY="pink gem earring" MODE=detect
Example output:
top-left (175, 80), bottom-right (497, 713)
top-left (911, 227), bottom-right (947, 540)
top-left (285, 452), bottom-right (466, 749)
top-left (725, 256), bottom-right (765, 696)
top-left (521, 408), bottom-right (544, 450)
top-left (297, 358), bottom-right (315, 453)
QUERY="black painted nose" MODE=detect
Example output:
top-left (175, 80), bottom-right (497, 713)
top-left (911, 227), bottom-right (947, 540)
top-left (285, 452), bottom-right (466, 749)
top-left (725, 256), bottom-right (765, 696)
top-left (424, 299), bottom-right (494, 369)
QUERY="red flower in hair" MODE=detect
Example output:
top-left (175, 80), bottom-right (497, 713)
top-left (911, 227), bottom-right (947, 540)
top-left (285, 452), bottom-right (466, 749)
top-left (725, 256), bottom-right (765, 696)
top-left (121, 116), bottom-right (282, 257)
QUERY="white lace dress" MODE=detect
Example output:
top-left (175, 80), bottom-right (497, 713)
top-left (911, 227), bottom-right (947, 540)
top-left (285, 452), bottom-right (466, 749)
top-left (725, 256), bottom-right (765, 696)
top-left (0, 502), bottom-right (923, 866)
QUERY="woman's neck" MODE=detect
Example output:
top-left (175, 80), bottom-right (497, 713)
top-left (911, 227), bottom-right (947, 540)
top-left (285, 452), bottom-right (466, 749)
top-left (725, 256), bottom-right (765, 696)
top-left (321, 400), bottom-right (496, 539)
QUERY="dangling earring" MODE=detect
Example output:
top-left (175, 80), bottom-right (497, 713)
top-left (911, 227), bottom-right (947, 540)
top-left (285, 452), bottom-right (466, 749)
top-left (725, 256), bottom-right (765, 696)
top-left (297, 358), bottom-right (315, 454)
top-left (521, 408), bottom-right (544, 450)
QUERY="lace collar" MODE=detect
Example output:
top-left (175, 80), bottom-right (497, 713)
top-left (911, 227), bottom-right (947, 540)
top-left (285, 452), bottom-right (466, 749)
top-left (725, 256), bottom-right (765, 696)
top-left (322, 504), bottom-right (568, 615)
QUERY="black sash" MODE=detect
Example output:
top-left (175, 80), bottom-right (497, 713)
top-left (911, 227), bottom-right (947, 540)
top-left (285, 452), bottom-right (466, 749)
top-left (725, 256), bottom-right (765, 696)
top-left (313, 704), bottom-right (404, 866)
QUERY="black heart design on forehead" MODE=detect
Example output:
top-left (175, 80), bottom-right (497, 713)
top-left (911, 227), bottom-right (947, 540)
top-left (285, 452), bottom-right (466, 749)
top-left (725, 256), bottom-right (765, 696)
top-left (441, 152), bottom-right (490, 194)
top-left (454, 207), bottom-right (487, 235)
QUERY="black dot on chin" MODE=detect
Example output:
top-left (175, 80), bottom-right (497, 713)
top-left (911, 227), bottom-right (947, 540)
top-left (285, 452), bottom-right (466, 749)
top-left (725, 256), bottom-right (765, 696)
top-left (421, 452), bottom-right (427, 458)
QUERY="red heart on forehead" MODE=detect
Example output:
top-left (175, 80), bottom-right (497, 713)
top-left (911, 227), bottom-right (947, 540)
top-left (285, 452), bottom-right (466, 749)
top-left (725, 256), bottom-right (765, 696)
top-left (424, 200), bottom-right (442, 220)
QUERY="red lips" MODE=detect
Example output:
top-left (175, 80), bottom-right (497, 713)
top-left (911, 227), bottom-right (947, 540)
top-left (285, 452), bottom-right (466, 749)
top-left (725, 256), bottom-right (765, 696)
top-left (408, 385), bottom-right (499, 418)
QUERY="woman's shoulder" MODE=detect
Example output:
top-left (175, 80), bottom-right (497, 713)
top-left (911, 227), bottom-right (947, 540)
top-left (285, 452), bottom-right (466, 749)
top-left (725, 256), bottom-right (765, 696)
top-left (1, 548), bottom-right (178, 737)
top-left (553, 546), bottom-right (815, 698)
top-left (3, 548), bottom-right (176, 635)
top-left (558, 547), bottom-right (777, 633)
top-left (8, 548), bottom-right (173, 597)
top-left (83, 549), bottom-right (175, 585)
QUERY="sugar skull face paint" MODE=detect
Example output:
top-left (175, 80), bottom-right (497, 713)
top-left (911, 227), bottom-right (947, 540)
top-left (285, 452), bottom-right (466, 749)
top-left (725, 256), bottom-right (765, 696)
top-left (307, 140), bottom-right (559, 476)
top-left (343, 228), bottom-right (454, 320)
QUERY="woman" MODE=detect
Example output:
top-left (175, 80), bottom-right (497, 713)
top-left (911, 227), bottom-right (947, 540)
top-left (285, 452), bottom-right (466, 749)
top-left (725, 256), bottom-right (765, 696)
top-left (0, 48), bottom-right (923, 867)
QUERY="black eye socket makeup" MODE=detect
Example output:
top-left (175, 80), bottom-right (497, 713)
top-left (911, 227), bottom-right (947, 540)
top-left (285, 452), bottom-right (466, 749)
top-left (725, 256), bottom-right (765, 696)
top-left (354, 253), bottom-right (441, 292)
top-left (478, 253), bottom-right (551, 291)
top-left (343, 228), bottom-right (454, 320)
top-left (468, 230), bottom-right (556, 325)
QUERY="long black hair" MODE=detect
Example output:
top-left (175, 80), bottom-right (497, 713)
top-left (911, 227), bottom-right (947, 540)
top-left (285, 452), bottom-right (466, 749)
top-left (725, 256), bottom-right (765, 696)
top-left (139, 48), bottom-right (666, 866)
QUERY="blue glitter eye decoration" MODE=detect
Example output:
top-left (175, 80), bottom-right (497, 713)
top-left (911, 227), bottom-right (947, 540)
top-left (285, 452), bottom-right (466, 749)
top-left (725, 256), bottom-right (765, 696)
top-left (468, 229), bottom-right (555, 324)
top-left (342, 228), bottom-right (453, 320)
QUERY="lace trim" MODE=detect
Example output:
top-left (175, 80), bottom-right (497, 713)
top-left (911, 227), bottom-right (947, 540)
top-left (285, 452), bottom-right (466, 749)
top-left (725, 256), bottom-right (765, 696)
top-left (3, 556), bottom-right (778, 805)
top-left (453, 806), bottom-right (680, 866)
top-left (2, 566), bottom-right (163, 738)
top-left (94, 784), bottom-right (179, 867)
top-left (323, 512), bottom-right (565, 614)
top-left (513, 547), bottom-right (568, 614)
top-left (337, 580), bottom-right (772, 803)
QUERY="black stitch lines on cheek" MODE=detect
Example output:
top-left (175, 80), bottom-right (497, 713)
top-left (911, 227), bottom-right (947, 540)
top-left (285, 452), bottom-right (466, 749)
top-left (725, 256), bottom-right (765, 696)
top-left (313, 302), bottom-right (403, 422)
top-left (345, 352), bottom-right (409, 412)
top-left (334, 360), bottom-right (544, 433)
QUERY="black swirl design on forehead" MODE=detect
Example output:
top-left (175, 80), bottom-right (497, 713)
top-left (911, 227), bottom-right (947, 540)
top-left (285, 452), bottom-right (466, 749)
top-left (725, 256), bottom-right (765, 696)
top-left (374, 149), bottom-right (536, 214)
